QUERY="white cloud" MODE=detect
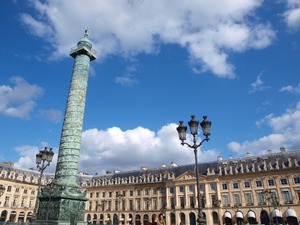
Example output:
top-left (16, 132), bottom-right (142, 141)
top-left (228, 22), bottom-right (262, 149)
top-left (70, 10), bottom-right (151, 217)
top-left (283, 0), bottom-right (300, 30)
top-left (228, 102), bottom-right (300, 155)
top-left (250, 72), bottom-right (270, 93)
top-left (13, 123), bottom-right (218, 174)
top-left (115, 75), bottom-right (138, 87)
top-left (20, 0), bottom-right (276, 78)
top-left (14, 145), bottom-right (58, 173)
top-left (0, 76), bottom-right (44, 119)
top-left (79, 123), bottom-right (218, 174)
top-left (279, 83), bottom-right (300, 94)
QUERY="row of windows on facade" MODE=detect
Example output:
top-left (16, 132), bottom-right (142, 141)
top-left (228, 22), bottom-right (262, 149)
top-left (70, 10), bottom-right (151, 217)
top-left (1, 171), bottom-right (40, 183)
top-left (221, 176), bottom-right (300, 190)
top-left (2, 196), bottom-right (34, 208)
top-left (88, 190), bottom-right (297, 212)
top-left (87, 189), bottom-right (296, 212)
top-left (3, 185), bottom-right (36, 195)
top-left (88, 176), bottom-right (300, 200)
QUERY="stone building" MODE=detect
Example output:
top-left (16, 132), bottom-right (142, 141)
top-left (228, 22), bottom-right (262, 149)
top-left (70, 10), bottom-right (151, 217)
top-left (1, 147), bottom-right (300, 225)
top-left (0, 162), bottom-right (53, 223)
top-left (83, 147), bottom-right (300, 225)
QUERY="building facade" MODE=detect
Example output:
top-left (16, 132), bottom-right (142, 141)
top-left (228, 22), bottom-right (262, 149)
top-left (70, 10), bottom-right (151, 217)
top-left (1, 147), bottom-right (300, 225)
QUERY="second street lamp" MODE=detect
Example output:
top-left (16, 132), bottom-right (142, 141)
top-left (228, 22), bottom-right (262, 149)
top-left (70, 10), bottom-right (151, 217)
top-left (32, 147), bottom-right (54, 222)
top-left (176, 115), bottom-right (211, 225)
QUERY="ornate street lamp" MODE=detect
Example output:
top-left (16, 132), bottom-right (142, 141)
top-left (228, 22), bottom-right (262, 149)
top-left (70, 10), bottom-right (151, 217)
top-left (177, 115), bottom-right (211, 225)
top-left (32, 147), bottom-right (54, 221)
top-left (263, 190), bottom-right (281, 225)
top-left (0, 184), bottom-right (5, 196)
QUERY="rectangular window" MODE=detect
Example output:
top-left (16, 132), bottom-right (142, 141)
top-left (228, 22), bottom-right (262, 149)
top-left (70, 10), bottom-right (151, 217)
top-left (210, 183), bottom-right (216, 191)
top-left (4, 197), bottom-right (10, 207)
top-left (189, 185), bottom-right (194, 192)
top-left (233, 194), bottom-right (240, 205)
top-left (96, 192), bottom-right (99, 198)
top-left (129, 200), bottom-right (133, 210)
top-left (152, 189), bottom-right (157, 195)
top-left (282, 190), bottom-right (291, 203)
top-left (153, 199), bottom-right (157, 210)
top-left (13, 198), bottom-right (17, 207)
top-left (170, 197), bottom-right (175, 209)
top-left (24, 189), bottom-right (28, 194)
top-left (109, 192), bottom-right (112, 197)
top-left (90, 193), bottom-right (93, 198)
top-left (122, 200), bottom-right (125, 210)
top-left (130, 190), bottom-right (133, 196)
top-left (144, 189), bottom-right (149, 196)
top-left (179, 186), bottom-right (184, 193)
top-left (169, 187), bottom-right (174, 194)
top-left (244, 181), bottom-right (250, 188)
top-left (180, 196), bottom-right (184, 208)
top-left (137, 190), bottom-right (141, 196)
top-left (294, 176), bottom-right (300, 184)
top-left (15, 187), bottom-right (20, 193)
top-left (222, 183), bottom-right (228, 190)
top-left (199, 184), bottom-right (204, 191)
top-left (102, 192), bottom-right (106, 198)
top-left (108, 201), bottom-right (111, 211)
top-left (281, 178), bottom-right (288, 185)
top-left (7, 186), bottom-right (12, 192)
top-left (21, 197), bottom-right (25, 207)
top-left (190, 196), bottom-right (195, 208)
top-left (257, 192), bottom-right (264, 204)
top-left (115, 200), bottom-right (119, 210)
top-left (233, 182), bottom-right (239, 189)
top-left (245, 193), bottom-right (253, 205)
top-left (222, 195), bottom-right (229, 206)
top-left (268, 179), bottom-right (275, 186)
top-left (256, 180), bottom-right (262, 187)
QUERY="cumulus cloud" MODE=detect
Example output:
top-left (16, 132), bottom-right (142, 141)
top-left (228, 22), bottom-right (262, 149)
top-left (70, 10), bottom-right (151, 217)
top-left (20, 0), bottom-right (276, 78)
top-left (0, 76), bottom-right (44, 119)
top-left (79, 123), bottom-right (218, 174)
top-left (279, 83), bottom-right (300, 94)
top-left (14, 145), bottom-right (58, 173)
top-left (13, 123), bottom-right (218, 175)
top-left (283, 0), bottom-right (300, 30)
top-left (228, 102), bottom-right (300, 155)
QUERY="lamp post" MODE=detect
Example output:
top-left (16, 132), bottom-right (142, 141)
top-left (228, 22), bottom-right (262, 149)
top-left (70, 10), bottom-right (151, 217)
top-left (176, 115), bottom-right (211, 225)
top-left (32, 147), bottom-right (54, 222)
top-left (117, 193), bottom-right (124, 224)
top-left (263, 190), bottom-right (280, 225)
top-left (0, 184), bottom-right (5, 197)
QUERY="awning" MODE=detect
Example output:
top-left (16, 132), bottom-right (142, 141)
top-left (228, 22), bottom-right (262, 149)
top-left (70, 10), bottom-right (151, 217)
top-left (272, 209), bottom-right (282, 217)
top-left (248, 211), bottom-right (255, 218)
top-left (236, 211), bottom-right (243, 218)
top-left (286, 209), bottom-right (297, 217)
top-left (224, 212), bottom-right (231, 218)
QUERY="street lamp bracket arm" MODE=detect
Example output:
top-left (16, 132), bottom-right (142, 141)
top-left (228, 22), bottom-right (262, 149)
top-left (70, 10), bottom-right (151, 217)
top-left (181, 138), bottom-right (209, 149)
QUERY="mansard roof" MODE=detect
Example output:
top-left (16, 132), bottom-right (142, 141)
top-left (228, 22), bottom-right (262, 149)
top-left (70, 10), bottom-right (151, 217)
top-left (88, 148), bottom-right (300, 182)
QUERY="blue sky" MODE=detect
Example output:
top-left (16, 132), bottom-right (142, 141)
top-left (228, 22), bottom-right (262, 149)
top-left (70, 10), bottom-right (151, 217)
top-left (0, 0), bottom-right (300, 175)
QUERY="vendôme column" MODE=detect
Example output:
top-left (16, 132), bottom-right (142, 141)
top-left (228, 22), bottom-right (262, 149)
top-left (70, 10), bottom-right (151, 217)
top-left (37, 30), bottom-right (96, 225)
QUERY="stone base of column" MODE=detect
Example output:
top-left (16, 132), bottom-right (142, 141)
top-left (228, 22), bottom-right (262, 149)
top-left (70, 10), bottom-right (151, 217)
top-left (36, 185), bottom-right (87, 225)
